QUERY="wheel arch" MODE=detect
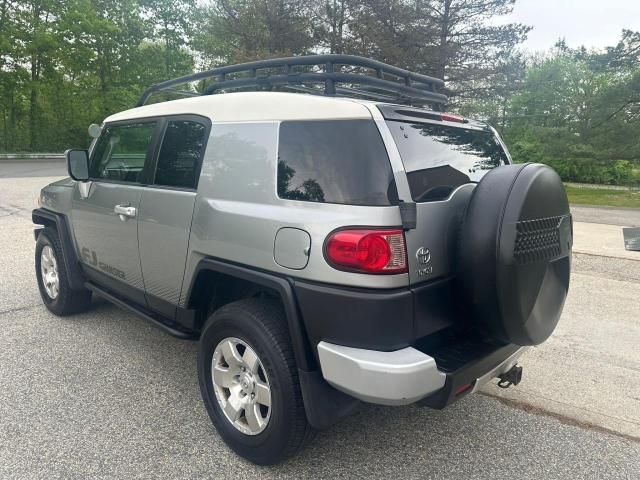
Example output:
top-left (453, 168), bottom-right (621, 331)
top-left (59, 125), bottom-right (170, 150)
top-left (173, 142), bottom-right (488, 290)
top-left (184, 258), bottom-right (360, 430)
top-left (32, 208), bottom-right (85, 291)
top-left (184, 258), bottom-right (316, 372)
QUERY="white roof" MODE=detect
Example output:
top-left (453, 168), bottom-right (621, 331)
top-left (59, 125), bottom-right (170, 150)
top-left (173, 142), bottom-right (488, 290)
top-left (104, 91), bottom-right (374, 124)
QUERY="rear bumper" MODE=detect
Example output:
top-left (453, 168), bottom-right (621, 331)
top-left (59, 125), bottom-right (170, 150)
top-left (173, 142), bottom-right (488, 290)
top-left (318, 341), bottom-right (527, 406)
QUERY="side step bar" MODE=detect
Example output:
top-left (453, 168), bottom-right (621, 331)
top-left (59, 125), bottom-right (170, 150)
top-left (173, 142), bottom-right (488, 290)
top-left (85, 282), bottom-right (197, 340)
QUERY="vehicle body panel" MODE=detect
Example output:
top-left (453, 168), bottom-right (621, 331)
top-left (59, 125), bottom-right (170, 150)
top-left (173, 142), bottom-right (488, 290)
top-left (38, 178), bottom-right (73, 213)
top-left (71, 182), bottom-right (145, 303)
top-left (180, 121), bottom-right (408, 307)
top-left (404, 185), bottom-right (475, 284)
top-left (138, 187), bottom-right (196, 310)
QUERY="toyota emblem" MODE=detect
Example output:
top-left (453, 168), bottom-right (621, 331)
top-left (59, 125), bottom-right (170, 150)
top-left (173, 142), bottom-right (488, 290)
top-left (416, 247), bottom-right (431, 264)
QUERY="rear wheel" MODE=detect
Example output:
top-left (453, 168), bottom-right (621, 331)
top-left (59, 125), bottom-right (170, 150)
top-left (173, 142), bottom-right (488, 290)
top-left (197, 298), bottom-right (315, 465)
top-left (35, 227), bottom-right (92, 316)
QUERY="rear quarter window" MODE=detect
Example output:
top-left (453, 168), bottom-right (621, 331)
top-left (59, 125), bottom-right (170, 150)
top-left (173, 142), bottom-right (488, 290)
top-left (277, 119), bottom-right (398, 206)
top-left (387, 121), bottom-right (508, 202)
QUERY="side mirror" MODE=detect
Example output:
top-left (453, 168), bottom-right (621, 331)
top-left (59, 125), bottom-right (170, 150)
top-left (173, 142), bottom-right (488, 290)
top-left (65, 149), bottom-right (90, 181)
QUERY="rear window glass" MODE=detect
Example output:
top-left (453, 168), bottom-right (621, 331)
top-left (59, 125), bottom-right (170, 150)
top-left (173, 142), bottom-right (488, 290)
top-left (387, 121), bottom-right (508, 202)
top-left (277, 120), bottom-right (398, 206)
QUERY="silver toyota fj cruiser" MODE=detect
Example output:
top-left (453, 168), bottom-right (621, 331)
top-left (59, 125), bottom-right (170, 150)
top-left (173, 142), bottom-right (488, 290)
top-left (33, 55), bottom-right (572, 464)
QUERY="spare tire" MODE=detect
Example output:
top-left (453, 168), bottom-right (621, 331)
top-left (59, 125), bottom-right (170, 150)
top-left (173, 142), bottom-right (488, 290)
top-left (459, 163), bottom-right (573, 346)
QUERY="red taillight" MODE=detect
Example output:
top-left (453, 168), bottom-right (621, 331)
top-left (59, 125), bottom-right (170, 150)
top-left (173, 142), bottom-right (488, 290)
top-left (441, 113), bottom-right (466, 123)
top-left (325, 229), bottom-right (407, 274)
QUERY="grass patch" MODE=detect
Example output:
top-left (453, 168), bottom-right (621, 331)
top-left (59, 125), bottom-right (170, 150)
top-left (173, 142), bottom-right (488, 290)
top-left (565, 185), bottom-right (640, 208)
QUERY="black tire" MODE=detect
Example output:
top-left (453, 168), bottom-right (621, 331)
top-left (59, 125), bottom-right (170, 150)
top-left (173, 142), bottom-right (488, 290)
top-left (35, 227), bottom-right (92, 316)
top-left (197, 298), bottom-right (315, 465)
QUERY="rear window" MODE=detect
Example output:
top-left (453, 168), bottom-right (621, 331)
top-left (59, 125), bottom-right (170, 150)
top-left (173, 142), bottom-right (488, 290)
top-left (387, 121), bottom-right (508, 202)
top-left (277, 120), bottom-right (398, 206)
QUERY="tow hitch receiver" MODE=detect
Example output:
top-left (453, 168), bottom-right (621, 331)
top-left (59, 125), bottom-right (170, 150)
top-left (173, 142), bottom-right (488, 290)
top-left (497, 365), bottom-right (523, 388)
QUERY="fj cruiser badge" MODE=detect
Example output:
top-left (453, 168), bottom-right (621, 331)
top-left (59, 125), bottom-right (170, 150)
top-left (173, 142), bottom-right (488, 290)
top-left (81, 247), bottom-right (126, 280)
top-left (416, 247), bottom-right (433, 276)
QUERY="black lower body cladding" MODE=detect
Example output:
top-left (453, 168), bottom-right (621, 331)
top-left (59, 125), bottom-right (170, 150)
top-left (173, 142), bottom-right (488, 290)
top-left (293, 277), bottom-right (459, 355)
top-left (459, 163), bottom-right (572, 346)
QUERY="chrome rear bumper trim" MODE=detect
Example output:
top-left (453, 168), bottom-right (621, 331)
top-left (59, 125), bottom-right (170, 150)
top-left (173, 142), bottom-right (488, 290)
top-left (317, 341), bottom-right (447, 406)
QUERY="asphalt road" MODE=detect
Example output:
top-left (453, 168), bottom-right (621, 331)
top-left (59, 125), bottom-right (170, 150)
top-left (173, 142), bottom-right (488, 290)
top-left (0, 159), bottom-right (66, 178)
top-left (571, 204), bottom-right (640, 227)
top-left (0, 162), bottom-right (638, 479)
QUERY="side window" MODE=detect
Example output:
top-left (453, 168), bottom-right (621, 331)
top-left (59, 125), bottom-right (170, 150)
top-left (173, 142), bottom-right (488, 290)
top-left (277, 120), bottom-right (398, 206)
top-left (90, 122), bottom-right (156, 183)
top-left (154, 120), bottom-right (207, 189)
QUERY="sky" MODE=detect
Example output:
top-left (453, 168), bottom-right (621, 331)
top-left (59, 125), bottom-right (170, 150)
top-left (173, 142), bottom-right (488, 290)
top-left (499, 0), bottom-right (640, 52)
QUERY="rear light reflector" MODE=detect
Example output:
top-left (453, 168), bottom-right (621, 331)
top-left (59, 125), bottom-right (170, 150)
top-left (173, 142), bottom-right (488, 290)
top-left (454, 383), bottom-right (474, 396)
top-left (441, 113), bottom-right (467, 123)
top-left (325, 229), bottom-right (407, 274)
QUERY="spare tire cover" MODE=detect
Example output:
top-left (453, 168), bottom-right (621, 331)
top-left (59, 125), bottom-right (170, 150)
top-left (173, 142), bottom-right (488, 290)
top-left (459, 163), bottom-right (573, 346)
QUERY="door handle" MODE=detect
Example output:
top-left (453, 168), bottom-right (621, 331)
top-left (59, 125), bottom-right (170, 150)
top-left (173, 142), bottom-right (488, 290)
top-left (114, 204), bottom-right (137, 221)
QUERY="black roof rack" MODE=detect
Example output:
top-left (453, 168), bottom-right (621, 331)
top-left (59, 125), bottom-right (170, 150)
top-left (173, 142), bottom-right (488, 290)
top-left (136, 54), bottom-right (447, 108)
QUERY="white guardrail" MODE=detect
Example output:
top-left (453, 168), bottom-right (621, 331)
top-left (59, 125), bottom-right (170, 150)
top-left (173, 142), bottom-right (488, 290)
top-left (0, 153), bottom-right (65, 162)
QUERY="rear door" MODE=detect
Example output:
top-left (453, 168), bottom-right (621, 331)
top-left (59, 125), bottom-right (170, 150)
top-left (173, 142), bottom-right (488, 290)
top-left (384, 117), bottom-right (510, 286)
top-left (138, 116), bottom-right (210, 317)
top-left (72, 120), bottom-right (159, 304)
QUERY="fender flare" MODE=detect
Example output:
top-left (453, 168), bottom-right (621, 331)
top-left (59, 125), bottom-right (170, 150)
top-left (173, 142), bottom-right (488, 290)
top-left (32, 208), bottom-right (85, 291)
top-left (186, 258), bottom-right (359, 429)
top-left (187, 258), bottom-right (316, 371)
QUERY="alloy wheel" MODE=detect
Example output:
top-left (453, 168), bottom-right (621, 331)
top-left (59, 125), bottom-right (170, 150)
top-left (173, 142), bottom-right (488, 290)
top-left (211, 337), bottom-right (272, 435)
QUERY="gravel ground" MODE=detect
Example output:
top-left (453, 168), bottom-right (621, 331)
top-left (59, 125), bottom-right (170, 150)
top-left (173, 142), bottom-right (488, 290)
top-left (573, 252), bottom-right (640, 283)
top-left (1, 163), bottom-right (638, 479)
top-left (481, 268), bottom-right (640, 439)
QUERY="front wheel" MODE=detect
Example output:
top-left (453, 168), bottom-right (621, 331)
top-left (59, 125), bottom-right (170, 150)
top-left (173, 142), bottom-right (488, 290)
top-left (197, 298), bottom-right (315, 465)
top-left (35, 227), bottom-right (92, 316)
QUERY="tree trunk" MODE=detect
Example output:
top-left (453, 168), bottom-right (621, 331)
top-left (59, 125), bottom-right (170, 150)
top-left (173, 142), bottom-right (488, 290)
top-left (328, 0), bottom-right (346, 54)
top-left (0, 0), bottom-right (8, 66)
top-left (436, 0), bottom-right (452, 80)
top-left (1, 104), bottom-right (6, 151)
top-left (164, 18), bottom-right (170, 76)
top-left (500, 96), bottom-right (507, 134)
top-left (97, 42), bottom-right (108, 116)
top-left (29, 56), bottom-right (38, 151)
top-left (9, 87), bottom-right (15, 151)
top-left (29, 0), bottom-right (42, 151)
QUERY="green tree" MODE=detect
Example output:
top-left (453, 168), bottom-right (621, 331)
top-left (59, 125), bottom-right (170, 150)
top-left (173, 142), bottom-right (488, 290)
top-left (501, 36), bottom-right (640, 185)
top-left (195, 0), bottom-right (314, 66)
top-left (347, 0), bottom-right (530, 101)
top-left (140, 0), bottom-right (196, 78)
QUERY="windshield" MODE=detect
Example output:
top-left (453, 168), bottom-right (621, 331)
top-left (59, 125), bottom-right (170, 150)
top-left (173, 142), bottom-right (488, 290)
top-left (387, 121), bottom-right (508, 202)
